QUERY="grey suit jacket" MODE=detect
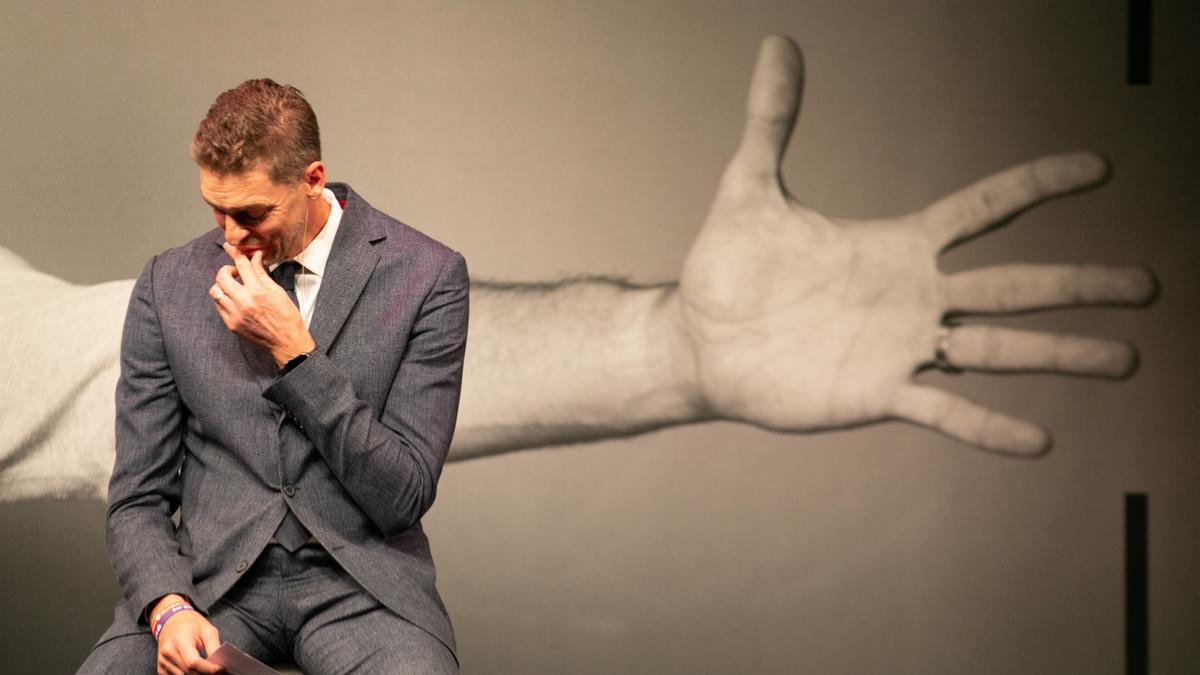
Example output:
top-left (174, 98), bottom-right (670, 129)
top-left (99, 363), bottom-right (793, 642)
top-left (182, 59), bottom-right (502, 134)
top-left (101, 182), bottom-right (468, 655)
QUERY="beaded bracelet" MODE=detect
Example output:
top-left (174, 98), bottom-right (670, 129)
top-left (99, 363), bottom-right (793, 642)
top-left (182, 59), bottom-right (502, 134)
top-left (152, 603), bottom-right (195, 640)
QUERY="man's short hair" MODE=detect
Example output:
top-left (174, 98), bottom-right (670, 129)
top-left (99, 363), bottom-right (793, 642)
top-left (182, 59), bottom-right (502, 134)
top-left (190, 78), bottom-right (321, 184)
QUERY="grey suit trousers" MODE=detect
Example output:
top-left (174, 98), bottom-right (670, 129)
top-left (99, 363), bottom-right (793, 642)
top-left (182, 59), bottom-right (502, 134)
top-left (78, 545), bottom-right (457, 674)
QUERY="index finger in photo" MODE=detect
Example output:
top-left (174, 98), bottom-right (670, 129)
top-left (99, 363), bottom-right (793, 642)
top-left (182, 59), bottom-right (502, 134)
top-left (920, 152), bottom-right (1109, 250)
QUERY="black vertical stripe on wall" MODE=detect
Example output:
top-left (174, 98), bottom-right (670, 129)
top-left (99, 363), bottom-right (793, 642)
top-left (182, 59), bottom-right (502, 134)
top-left (1126, 493), bottom-right (1148, 675)
top-left (1128, 0), bottom-right (1152, 84)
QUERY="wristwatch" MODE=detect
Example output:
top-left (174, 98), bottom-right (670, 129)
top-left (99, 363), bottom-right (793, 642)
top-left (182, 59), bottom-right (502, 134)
top-left (279, 348), bottom-right (316, 376)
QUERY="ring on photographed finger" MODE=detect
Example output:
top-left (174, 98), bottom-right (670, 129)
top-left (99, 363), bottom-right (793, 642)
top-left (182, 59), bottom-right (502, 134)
top-left (934, 325), bottom-right (961, 374)
top-left (213, 290), bottom-right (226, 302)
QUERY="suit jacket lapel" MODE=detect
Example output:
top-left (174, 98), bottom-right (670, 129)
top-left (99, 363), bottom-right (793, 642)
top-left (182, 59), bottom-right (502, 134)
top-left (308, 184), bottom-right (384, 357)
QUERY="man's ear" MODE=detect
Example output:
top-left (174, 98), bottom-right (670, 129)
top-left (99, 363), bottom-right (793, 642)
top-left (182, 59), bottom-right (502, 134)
top-left (302, 161), bottom-right (326, 199)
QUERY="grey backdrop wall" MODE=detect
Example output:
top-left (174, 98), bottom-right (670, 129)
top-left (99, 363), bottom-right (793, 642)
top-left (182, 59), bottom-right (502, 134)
top-left (2, 1), bottom-right (1197, 672)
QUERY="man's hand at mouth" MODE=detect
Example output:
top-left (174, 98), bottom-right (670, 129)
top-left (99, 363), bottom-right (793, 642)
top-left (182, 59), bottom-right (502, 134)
top-left (209, 242), bottom-right (315, 367)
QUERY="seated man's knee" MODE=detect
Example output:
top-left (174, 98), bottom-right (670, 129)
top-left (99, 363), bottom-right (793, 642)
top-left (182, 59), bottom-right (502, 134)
top-left (77, 631), bottom-right (156, 675)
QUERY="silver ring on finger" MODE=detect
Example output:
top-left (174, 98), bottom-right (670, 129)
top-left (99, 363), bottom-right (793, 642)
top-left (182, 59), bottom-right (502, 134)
top-left (934, 325), bottom-right (962, 374)
top-left (213, 289), bottom-right (226, 302)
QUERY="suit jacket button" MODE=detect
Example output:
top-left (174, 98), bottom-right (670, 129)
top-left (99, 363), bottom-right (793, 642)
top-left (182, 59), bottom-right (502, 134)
top-left (283, 484), bottom-right (296, 497)
top-left (235, 560), bottom-right (248, 573)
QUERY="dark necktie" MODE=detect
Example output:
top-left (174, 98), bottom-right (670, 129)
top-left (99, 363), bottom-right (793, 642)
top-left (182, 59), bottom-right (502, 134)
top-left (272, 260), bottom-right (302, 309)
top-left (269, 261), bottom-right (311, 551)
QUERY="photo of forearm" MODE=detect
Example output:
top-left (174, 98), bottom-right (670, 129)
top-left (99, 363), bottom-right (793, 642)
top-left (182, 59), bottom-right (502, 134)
top-left (453, 278), bottom-right (702, 460)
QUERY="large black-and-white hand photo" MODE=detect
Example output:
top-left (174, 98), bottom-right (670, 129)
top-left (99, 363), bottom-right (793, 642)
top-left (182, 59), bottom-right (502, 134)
top-left (1, 2), bottom-right (1196, 673)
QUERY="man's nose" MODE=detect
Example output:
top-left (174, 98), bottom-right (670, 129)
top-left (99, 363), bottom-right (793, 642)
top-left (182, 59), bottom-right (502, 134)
top-left (222, 218), bottom-right (249, 245)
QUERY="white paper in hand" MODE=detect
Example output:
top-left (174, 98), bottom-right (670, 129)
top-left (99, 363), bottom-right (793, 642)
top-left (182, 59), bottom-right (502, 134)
top-left (206, 643), bottom-right (282, 675)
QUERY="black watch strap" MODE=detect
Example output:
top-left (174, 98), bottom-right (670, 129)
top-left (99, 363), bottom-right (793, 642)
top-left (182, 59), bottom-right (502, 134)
top-left (279, 349), bottom-right (314, 376)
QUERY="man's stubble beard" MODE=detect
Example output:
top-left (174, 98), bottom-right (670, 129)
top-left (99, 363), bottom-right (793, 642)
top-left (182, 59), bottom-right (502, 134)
top-left (274, 206), bottom-right (309, 265)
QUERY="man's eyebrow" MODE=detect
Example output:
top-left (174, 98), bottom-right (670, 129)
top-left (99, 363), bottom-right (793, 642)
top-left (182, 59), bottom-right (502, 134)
top-left (202, 198), bottom-right (273, 213)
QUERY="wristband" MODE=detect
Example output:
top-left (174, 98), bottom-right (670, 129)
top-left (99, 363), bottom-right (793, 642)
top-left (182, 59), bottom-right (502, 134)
top-left (151, 600), bottom-right (186, 626)
top-left (152, 603), bottom-right (195, 640)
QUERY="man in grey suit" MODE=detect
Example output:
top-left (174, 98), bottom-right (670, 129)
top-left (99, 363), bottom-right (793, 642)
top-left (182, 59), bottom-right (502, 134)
top-left (80, 79), bottom-right (467, 673)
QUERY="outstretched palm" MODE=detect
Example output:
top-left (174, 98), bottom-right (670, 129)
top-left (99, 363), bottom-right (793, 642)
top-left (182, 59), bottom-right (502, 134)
top-left (679, 37), bottom-right (1154, 456)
